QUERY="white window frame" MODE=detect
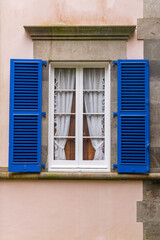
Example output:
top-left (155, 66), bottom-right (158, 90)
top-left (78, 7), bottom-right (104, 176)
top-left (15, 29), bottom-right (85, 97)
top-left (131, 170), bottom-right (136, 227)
top-left (48, 62), bottom-right (111, 172)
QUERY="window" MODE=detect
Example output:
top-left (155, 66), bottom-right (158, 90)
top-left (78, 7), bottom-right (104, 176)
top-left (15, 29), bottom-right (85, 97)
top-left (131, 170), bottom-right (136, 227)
top-left (48, 62), bottom-right (110, 172)
top-left (9, 59), bottom-right (149, 174)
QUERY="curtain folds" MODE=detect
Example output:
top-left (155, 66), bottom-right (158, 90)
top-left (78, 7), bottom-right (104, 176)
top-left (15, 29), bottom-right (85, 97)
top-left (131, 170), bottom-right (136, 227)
top-left (83, 68), bottom-right (105, 160)
top-left (54, 69), bottom-right (75, 160)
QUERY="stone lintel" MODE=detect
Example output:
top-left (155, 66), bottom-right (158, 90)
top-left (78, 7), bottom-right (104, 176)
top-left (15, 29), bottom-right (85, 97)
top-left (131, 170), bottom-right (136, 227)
top-left (24, 25), bottom-right (136, 41)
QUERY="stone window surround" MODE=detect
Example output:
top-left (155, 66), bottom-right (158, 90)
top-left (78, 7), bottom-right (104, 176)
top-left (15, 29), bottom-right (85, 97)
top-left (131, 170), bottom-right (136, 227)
top-left (7, 25), bottom-right (140, 178)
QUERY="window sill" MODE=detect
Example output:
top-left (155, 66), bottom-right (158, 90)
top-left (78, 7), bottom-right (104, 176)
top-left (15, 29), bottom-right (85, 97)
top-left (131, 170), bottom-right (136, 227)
top-left (0, 172), bottom-right (160, 180)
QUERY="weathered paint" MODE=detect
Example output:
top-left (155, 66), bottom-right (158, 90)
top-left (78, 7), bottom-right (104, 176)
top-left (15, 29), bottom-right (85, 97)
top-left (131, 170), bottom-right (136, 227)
top-left (0, 180), bottom-right (142, 240)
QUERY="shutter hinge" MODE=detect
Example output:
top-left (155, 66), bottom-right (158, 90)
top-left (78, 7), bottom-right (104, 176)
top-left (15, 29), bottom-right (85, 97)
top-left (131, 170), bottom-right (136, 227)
top-left (113, 112), bottom-right (118, 118)
top-left (113, 164), bottom-right (118, 169)
top-left (41, 163), bottom-right (45, 169)
top-left (38, 163), bottom-right (45, 169)
top-left (42, 61), bottom-right (47, 67)
top-left (113, 61), bottom-right (117, 66)
top-left (42, 112), bottom-right (46, 117)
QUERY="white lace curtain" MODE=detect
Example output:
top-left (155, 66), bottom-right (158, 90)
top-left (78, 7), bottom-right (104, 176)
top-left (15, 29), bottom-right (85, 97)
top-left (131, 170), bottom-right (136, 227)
top-left (83, 68), bottom-right (105, 160)
top-left (54, 69), bottom-right (75, 160)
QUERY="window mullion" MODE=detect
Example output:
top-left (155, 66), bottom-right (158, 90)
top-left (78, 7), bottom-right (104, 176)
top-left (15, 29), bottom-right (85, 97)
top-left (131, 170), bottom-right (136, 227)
top-left (76, 67), bottom-right (83, 166)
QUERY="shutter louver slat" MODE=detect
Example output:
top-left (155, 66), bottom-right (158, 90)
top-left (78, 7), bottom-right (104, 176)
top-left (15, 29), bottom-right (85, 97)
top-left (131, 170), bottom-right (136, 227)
top-left (115, 59), bottom-right (150, 173)
top-left (9, 59), bottom-right (43, 172)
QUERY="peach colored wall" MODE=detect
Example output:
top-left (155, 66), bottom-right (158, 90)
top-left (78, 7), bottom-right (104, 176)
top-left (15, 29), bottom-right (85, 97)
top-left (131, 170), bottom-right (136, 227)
top-left (0, 180), bottom-right (143, 240)
top-left (0, 2), bottom-right (143, 239)
top-left (0, 0), bottom-right (143, 167)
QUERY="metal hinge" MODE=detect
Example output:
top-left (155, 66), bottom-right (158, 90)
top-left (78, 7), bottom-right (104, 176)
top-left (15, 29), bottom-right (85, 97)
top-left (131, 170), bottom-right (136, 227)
top-left (42, 61), bottom-right (47, 67)
top-left (113, 112), bottom-right (118, 118)
top-left (113, 164), bottom-right (118, 169)
top-left (113, 61), bottom-right (117, 66)
top-left (42, 112), bottom-right (46, 117)
top-left (41, 163), bottom-right (45, 169)
top-left (38, 163), bottom-right (45, 169)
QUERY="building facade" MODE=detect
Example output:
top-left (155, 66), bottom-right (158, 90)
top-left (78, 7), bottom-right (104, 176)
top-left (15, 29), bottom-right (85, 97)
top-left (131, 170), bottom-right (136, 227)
top-left (0, 0), bottom-right (160, 239)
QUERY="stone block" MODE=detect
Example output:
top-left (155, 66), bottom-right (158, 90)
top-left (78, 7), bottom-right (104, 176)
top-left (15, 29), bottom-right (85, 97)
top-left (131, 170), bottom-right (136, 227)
top-left (150, 124), bottom-right (160, 147)
top-left (144, 40), bottom-right (160, 60)
top-left (42, 81), bottom-right (49, 106)
top-left (41, 145), bottom-right (48, 171)
top-left (149, 60), bottom-right (160, 81)
top-left (137, 18), bottom-right (160, 40)
top-left (42, 61), bottom-right (49, 81)
top-left (111, 102), bottom-right (117, 145)
top-left (137, 201), bottom-right (160, 223)
top-left (41, 81), bottom-right (49, 125)
top-left (150, 147), bottom-right (160, 169)
top-left (111, 143), bottom-right (117, 172)
top-left (150, 103), bottom-right (160, 124)
top-left (111, 63), bottom-right (117, 103)
top-left (41, 124), bottom-right (48, 146)
top-left (144, 0), bottom-right (160, 18)
top-left (150, 83), bottom-right (160, 104)
top-left (144, 223), bottom-right (160, 240)
top-left (34, 40), bottom-right (126, 61)
top-left (143, 180), bottom-right (160, 201)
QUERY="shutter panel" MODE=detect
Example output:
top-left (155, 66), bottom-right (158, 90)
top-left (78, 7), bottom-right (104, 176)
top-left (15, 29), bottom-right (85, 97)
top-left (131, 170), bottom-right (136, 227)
top-left (9, 59), bottom-right (45, 172)
top-left (114, 59), bottom-right (150, 173)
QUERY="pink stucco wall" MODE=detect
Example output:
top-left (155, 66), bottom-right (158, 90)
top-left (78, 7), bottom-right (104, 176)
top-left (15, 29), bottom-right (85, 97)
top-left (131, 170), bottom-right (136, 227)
top-left (0, 0), bottom-right (143, 167)
top-left (0, 1), bottom-right (143, 239)
top-left (0, 180), bottom-right (142, 240)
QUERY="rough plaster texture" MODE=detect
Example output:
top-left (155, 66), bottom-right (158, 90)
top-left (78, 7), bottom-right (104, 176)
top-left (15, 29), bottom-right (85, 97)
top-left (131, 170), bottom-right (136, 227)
top-left (0, 0), bottom-right (143, 167)
top-left (0, 180), bottom-right (143, 240)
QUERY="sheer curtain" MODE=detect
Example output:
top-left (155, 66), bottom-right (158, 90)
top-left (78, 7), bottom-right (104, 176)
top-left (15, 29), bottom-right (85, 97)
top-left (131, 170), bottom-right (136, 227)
top-left (54, 69), bottom-right (75, 160)
top-left (83, 68), bottom-right (105, 160)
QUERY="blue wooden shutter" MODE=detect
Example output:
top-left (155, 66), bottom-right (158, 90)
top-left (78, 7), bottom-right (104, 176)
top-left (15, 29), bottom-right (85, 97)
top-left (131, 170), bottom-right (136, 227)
top-left (113, 59), bottom-right (150, 173)
top-left (9, 59), bottom-right (45, 172)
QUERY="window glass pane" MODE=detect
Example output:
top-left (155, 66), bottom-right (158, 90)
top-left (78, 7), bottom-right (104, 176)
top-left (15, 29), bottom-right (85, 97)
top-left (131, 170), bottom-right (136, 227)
top-left (54, 68), bottom-right (76, 160)
top-left (54, 138), bottom-right (75, 160)
top-left (83, 68), bottom-right (105, 160)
